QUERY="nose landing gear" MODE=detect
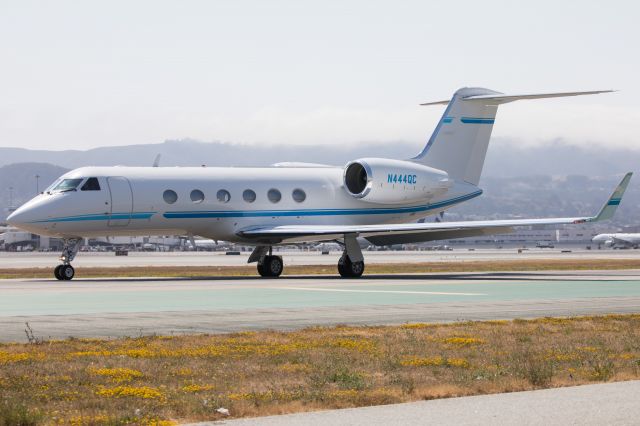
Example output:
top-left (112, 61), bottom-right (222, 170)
top-left (54, 239), bottom-right (81, 281)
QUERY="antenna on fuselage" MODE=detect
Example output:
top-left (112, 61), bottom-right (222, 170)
top-left (153, 154), bottom-right (161, 167)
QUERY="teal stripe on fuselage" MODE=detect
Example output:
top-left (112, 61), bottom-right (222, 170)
top-left (162, 191), bottom-right (482, 219)
top-left (32, 212), bottom-right (155, 223)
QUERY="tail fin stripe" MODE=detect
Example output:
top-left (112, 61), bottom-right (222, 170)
top-left (460, 117), bottom-right (495, 124)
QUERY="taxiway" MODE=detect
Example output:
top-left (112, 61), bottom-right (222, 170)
top-left (1, 269), bottom-right (639, 342)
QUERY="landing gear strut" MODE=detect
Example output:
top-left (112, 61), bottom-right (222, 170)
top-left (337, 233), bottom-right (365, 278)
top-left (249, 246), bottom-right (284, 278)
top-left (54, 239), bottom-right (81, 281)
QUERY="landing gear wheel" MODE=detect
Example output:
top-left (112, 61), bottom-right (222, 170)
top-left (60, 265), bottom-right (75, 281)
top-left (258, 255), bottom-right (283, 278)
top-left (338, 255), bottom-right (364, 278)
top-left (54, 265), bottom-right (63, 280)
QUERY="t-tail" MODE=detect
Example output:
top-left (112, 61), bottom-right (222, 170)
top-left (412, 87), bottom-right (614, 186)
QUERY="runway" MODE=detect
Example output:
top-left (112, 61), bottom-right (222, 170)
top-left (1, 248), bottom-right (638, 268)
top-left (1, 269), bottom-right (640, 342)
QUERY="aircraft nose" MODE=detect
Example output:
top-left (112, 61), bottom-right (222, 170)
top-left (6, 200), bottom-right (47, 230)
top-left (6, 209), bottom-right (23, 226)
top-left (7, 208), bottom-right (28, 228)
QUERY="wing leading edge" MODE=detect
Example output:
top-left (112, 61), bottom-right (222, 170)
top-left (237, 173), bottom-right (632, 245)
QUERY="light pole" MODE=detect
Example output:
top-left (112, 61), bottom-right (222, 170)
top-left (8, 186), bottom-right (13, 210)
top-left (35, 175), bottom-right (40, 194)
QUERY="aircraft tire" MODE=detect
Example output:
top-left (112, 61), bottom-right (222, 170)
top-left (54, 265), bottom-right (63, 281)
top-left (257, 262), bottom-right (267, 277)
top-left (265, 255), bottom-right (283, 277)
top-left (257, 256), bottom-right (283, 277)
top-left (60, 265), bottom-right (75, 281)
top-left (338, 255), bottom-right (364, 278)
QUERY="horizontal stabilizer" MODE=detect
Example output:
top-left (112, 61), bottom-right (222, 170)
top-left (462, 90), bottom-right (615, 105)
top-left (421, 89), bottom-right (614, 106)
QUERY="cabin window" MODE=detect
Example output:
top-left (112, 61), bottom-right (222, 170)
top-left (163, 190), bottom-right (178, 204)
top-left (52, 178), bottom-right (83, 192)
top-left (81, 177), bottom-right (101, 191)
top-left (292, 188), bottom-right (306, 203)
top-left (267, 188), bottom-right (281, 203)
top-left (243, 189), bottom-right (256, 203)
top-left (217, 189), bottom-right (231, 203)
top-left (190, 189), bottom-right (205, 203)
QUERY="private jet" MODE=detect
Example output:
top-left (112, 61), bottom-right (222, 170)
top-left (7, 87), bottom-right (631, 280)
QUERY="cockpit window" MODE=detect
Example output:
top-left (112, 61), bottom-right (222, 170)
top-left (52, 178), bottom-right (83, 192)
top-left (81, 177), bottom-right (101, 191)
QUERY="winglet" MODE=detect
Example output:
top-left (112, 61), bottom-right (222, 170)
top-left (588, 172), bottom-right (632, 222)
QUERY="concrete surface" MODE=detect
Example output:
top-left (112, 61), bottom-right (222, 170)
top-left (188, 380), bottom-right (640, 426)
top-left (0, 248), bottom-right (638, 268)
top-left (1, 270), bottom-right (640, 342)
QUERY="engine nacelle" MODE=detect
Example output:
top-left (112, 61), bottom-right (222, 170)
top-left (343, 158), bottom-right (451, 204)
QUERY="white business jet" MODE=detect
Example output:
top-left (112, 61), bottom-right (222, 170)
top-left (7, 87), bottom-right (631, 280)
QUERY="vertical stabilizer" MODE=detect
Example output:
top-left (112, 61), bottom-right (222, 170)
top-left (412, 87), bottom-right (500, 185)
top-left (412, 87), bottom-right (614, 186)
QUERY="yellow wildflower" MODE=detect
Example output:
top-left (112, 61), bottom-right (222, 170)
top-left (96, 385), bottom-right (164, 400)
top-left (182, 384), bottom-right (215, 393)
top-left (90, 367), bottom-right (144, 383)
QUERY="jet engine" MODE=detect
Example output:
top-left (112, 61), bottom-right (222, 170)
top-left (343, 158), bottom-right (451, 204)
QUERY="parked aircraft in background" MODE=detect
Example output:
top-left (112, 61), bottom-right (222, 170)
top-left (592, 233), bottom-right (640, 249)
top-left (7, 87), bottom-right (631, 280)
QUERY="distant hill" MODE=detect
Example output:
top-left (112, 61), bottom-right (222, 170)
top-left (0, 138), bottom-right (639, 178)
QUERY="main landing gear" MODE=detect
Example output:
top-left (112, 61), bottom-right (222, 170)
top-left (54, 239), bottom-right (82, 281)
top-left (337, 254), bottom-right (365, 278)
top-left (249, 246), bottom-right (284, 278)
top-left (248, 233), bottom-right (365, 278)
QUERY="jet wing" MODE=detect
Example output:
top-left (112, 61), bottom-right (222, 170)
top-left (237, 173), bottom-right (632, 245)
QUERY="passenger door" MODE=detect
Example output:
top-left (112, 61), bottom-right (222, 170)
top-left (107, 177), bottom-right (133, 227)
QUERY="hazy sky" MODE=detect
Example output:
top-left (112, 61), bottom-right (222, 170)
top-left (0, 0), bottom-right (638, 151)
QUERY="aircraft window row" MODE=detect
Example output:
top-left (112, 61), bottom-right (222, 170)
top-left (163, 188), bottom-right (307, 204)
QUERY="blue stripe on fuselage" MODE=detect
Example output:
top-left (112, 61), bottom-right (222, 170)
top-left (31, 212), bottom-right (155, 223)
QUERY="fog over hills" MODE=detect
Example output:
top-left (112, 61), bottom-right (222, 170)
top-left (1, 139), bottom-right (639, 227)
top-left (1, 138), bottom-right (639, 177)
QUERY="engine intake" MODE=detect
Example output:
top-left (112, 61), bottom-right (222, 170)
top-left (343, 158), bottom-right (451, 205)
top-left (344, 162), bottom-right (371, 197)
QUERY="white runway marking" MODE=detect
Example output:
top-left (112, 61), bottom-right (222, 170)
top-left (279, 287), bottom-right (487, 296)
